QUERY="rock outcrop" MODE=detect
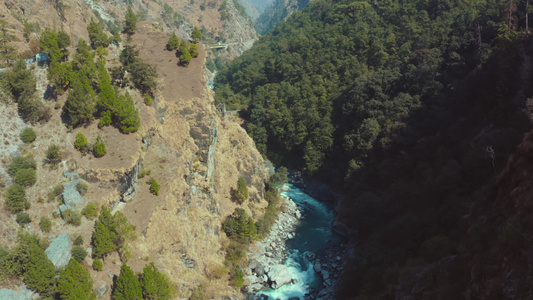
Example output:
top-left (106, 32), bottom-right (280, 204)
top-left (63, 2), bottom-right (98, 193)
top-left (267, 264), bottom-right (293, 289)
top-left (245, 194), bottom-right (301, 293)
top-left (0, 285), bottom-right (38, 300)
top-left (45, 233), bottom-right (72, 269)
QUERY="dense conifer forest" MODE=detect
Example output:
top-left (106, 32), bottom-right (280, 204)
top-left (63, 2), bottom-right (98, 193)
top-left (215, 0), bottom-right (533, 297)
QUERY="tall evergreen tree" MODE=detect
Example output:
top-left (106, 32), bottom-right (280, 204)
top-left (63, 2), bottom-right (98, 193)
top-left (57, 259), bottom-right (95, 300)
top-left (191, 26), bottom-right (202, 43)
top-left (24, 243), bottom-right (55, 296)
top-left (87, 18), bottom-right (109, 48)
top-left (140, 263), bottom-right (173, 299)
top-left (115, 92), bottom-right (140, 133)
top-left (92, 221), bottom-right (116, 258)
top-left (114, 263), bottom-right (142, 300)
top-left (97, 61), bottom-right (117, 117)
top-left (63, 73), bottom-right (97, 127)
top-left (124, 6), bottom-right (138, 35)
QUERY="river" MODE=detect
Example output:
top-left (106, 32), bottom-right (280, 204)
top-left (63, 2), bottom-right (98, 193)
top-left (259, 183), bottom-right (342, 299)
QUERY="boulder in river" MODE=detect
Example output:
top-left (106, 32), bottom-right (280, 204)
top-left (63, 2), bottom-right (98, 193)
top-left (313, 260), bottom-right (322, 273)
top-left (267, 264), bottom-right (293, 289)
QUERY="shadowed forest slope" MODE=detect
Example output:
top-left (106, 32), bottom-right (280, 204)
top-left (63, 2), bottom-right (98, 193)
top-left (215, 0), bottom-right (533, 297)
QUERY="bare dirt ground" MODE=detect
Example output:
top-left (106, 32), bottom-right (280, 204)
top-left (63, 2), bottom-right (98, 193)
top-left (133, 23), bottom-right (207, 102)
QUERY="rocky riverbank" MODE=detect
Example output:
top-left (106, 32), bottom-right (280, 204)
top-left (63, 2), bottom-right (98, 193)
top-left (244, 194), bottom-right (302, 294)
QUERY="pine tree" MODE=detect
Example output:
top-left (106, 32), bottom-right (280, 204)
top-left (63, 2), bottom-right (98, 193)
top-left (191, 26), bottom-right (202, 43)
top-left (114, 263), bottom-right (142, 300)
top-left (180, 49), bottom-right (192, 66)
top-left (87, 18), bottom-right (109, 48)
top-left (63, 73), bottom-right (97, 127)
top-left (116, 92), bottom-right (140, 133)
top-left (57, 28), bottom-right (71, 50)
top-left (93, 136), bottom-right (106, 157)
top-left (124, 6), bottom-right (138, 35)
top-left (57, 259), bottom-right (96, 300)
top-left (189, 44), bottom-right (199, 58)
top-left (92, 221), bottom-right (116, 258)
top-left (97, 61), bottom-right (117, 115)
top-left (0, 19), bottom-right (18, 65)
top-left (24, 243), bottom-right (55, 296)
top-left (166, 32), bottom-right (179, 51)
top-left (141, 263), bottom-right (173, 299)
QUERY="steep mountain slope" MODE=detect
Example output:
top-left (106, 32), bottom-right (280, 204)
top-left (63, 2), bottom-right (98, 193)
top-left (0, 1), bottom-right (267, 299)
top-left (254, 0), bottom-right (310, 34)
top-left (1, 0), bottom-right (257, 60)
top-left (215, 0), bottom-right (533, 297)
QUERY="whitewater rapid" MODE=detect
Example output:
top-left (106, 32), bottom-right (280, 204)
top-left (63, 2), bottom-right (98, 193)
top-left (259, 184), bottom-right (341, 299)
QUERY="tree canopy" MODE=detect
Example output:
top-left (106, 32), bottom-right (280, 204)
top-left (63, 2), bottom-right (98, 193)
top-left (57, 259), bottom-right (95, 300)
top-left (114, 263), bottom-right (142, 300)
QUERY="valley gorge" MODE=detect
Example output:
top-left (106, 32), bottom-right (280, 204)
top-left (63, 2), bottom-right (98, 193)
top-left (3, 0), bottom-right (533, 299)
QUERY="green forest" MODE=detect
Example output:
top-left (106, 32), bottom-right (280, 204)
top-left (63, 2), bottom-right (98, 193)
top-left (216, 0), bottom-right (533, 297)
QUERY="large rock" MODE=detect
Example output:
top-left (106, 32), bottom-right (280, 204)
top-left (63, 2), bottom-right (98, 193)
top-left (0, 285), bottom-right (37, 300)
top-left (45, 233), bottom-right (72, 269)
top-left (94, 281), bottom-right (108, 298)
top-left (267, 264), bottom-right (293, 289)
top-left (58, 204), bottom-right (73, 219)
top-left (61, 179), bottom-right (84, 208)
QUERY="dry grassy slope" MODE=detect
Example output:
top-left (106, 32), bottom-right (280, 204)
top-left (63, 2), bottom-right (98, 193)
top-left (0, 20), bottom-right (264, 300)
top-left (108, 27), bottom-right (269, 298)
top-left (0, 0), bottom-right (257, 58)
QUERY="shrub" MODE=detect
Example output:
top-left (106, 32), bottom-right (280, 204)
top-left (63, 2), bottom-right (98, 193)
top-left (47, 184), bottom-right (63, 202)
top-left (74, 133), bottom-right (89, 154)
top-left (235, 177), bottom-right (248, 203)
top-left (46, 144), bottom-right (61, 164)
top-left (20, 127), bottom-right (36, 143)
top-left (93, 136), bottom-right (106, 157)
top-left (63, 209), bottom-right (81, 226)
top-left (138, 169), bottom-right (151, 178)
top-left (81, 203), bottom-right (99, 219)
top-left (144, 93), bottom-right (152, 105)
top-left (40, 216), bottom-right (52, 232)
top-left (16, 212), bottom-right (31, 225)
top-left (74, 236), bottom-right (83, 246)
top-left (233, 265), bottom-right (244, 289)
top-left (149, 178), bottom-right (160, 196)
top-left (92, 258), bottom-right (103, 271)
top-left (8, 156), bottom-right (36, 177)
top-left (71, 246), bottom-right (87, 263)
top-left (14, 168), bottom-right (37, 187)
top-left (76, 181), bottom-right (88, 195)
top-left (5, 184), bottom-right (29, 212)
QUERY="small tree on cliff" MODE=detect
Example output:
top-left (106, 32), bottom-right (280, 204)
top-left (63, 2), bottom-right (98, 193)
top-left (166, 32), bottom-right (179, 51)
top-left (235, 177), bottom-right (248, 203)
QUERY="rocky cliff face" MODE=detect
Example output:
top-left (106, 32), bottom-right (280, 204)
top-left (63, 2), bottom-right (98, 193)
top-left (254, 0), bottom-right (310, 35)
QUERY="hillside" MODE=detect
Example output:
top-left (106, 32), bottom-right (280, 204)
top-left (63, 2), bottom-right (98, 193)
top-left (215, 0), bottom-right (533, 297)
top-left (0, 1), bottom-right (271, 299)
